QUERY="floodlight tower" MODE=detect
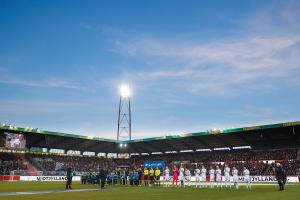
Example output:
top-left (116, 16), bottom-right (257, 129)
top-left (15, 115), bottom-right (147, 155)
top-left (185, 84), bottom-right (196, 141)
top-left (117, 84), bottom-right (132, 141)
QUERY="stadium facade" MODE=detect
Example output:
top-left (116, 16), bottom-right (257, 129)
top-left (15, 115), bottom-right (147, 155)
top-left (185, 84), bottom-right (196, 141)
top-left (1, 121), bottom-right (300, 154)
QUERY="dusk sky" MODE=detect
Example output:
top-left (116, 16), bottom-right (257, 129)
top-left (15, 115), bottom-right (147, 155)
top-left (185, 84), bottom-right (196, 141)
top-left (0, 0), bottom-right (299, 139)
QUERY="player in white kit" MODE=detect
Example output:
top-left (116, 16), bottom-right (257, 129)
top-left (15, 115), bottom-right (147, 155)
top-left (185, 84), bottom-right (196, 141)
top-left (200, 165), bottom-right (207, 188)
top-left (179, 166), bottom-right (185, 187)
top-left (215, 166), bottom-right (222, 188)
top-left (243, 167), bottom-right (251, 190)
top-left (194, 166), bottom-right (201, 188)
top-left (185, 168), bottom-right (191, 187)
top-left (209, 166), bottom-right (215, 189)
top-left (224, 164), bottom-right (231, 188)
top-left (232, 167), bottom-right (239, 190)
top-left (164, 166), bottom-right (170, 187)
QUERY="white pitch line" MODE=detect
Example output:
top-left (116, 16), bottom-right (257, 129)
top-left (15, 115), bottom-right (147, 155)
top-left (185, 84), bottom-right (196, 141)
top-left (0, 188), bottom-right (109, 196)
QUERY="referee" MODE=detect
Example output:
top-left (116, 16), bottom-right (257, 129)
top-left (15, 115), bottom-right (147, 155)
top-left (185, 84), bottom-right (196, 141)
top-left (143, 168), bottom-right (149, 186)
top-left (154, 167), bottom-right (161, 186)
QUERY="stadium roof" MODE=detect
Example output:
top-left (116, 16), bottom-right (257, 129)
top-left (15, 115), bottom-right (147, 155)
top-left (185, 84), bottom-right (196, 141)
top-left (1, 121), bottom-right (300, 154)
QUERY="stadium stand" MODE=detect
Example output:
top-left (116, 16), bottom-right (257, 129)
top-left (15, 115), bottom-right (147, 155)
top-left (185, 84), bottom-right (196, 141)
top-left (29, 153), bottom-right (130, 175)
top-left (131, 149), bottom-right (300, 175)
top-left (0, 153), bottom-right (27, 175)
top-left (0, 121), bottom-right (300, 179)
top-left (0, 149), bottom-right (299, 176)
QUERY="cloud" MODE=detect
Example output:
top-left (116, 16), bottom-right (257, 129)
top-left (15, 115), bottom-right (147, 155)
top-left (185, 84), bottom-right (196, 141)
top-left (112, 35), bottom-right (300, 95)
top-left (0, 100), bottom-right (90, 116)
top-left (231, 106), bottom-right (289, 119)
top-left (80, 22), bottom-right (125, 37)
top-left (109, 1), bottom-right (300, 97)
top-left (0, 77), bottom-right (86, 90)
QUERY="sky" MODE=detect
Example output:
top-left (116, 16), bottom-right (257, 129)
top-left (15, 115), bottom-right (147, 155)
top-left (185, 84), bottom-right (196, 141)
top-left (0, 0), bottom-right (300, 139)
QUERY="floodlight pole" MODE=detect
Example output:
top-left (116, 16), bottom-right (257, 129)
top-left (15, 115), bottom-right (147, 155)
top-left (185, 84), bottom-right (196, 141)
top-left (117, 96), bottom-right (132, 141)
top-left (117, 97), bottom-right (121, 140)
top-left (129, 98), bottom-right (132, 140)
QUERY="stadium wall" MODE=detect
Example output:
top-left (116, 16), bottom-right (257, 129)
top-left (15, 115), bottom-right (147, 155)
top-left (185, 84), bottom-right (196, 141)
top-left (19, 176), bottom-right (81, 181)
top-left (0, 176), bottom-right (81, 181)
top-left (1, 175), bottom-right (298, 183)
top-left (0, 175), bottom-right (20, 181)
top-left (159, 176), bottom-right (300, 184)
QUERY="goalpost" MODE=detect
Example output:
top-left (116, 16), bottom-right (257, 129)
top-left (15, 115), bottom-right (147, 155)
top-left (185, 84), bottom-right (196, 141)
top-left (9, 170), bottom-right (43, 181)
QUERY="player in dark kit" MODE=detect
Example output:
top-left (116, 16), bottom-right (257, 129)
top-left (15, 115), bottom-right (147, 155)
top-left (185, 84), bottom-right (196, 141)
top-left (66, 167), bottom-right (74, 189)
top-left (275, 163), bottom-right (287, 191)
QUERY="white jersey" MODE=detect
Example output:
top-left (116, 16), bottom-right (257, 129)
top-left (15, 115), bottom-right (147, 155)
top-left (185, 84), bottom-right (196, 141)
top-left (209, 169), bottom-right (215, 181)
top-left (201, 168), bottom-right (207, 176)
top-left (185, 169), bottom-right (191, 181)
top-left (165, 168), bottom-right (170, 180)
top-left (243, 169), bottom-right (250, 180)
top-left (179, 167), bottom-right (184, 180)
top-left (185, 169), bottom-right (191, 176)
top-left (232, 169), bottom-right (239, 182)
top-left (179, 168), bottom-right (184, 176)
top-left (201, 168), bottom-right (207, 181)
top-left (216, 169), bottom-right (222, 181)
top-left (232, 169), bottom-right (238, 176)
top-left (224, 167), bottom-right (230, 176)
top-left (195, 168), bottom-right (200, 181)
top-left (195, 168), bottom-right (200, 176)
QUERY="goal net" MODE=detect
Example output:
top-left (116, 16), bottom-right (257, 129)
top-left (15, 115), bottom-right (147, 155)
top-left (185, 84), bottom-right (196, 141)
top-left (9, 170), bottom-right (43, 181)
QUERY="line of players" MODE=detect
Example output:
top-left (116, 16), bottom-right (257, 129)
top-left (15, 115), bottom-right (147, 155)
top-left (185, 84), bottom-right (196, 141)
top-left (162, 164), bottom-right (251, 190)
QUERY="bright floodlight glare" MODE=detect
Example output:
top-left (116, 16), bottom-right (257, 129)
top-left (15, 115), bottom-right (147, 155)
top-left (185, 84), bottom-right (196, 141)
top-left (119, 84), bottom-right (131, 98)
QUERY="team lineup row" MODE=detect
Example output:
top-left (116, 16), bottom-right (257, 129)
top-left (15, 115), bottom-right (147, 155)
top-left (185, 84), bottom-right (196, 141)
top-left (143, 164), bottom-right (251, 190)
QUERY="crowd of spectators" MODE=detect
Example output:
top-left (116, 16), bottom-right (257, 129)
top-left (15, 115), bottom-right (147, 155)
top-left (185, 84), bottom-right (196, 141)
top-left (1, 149), bottom-right (299, 176)
top-left (131, 149), bottom-right (300, 175)
top-left (30, 154), bottom-right (131, 175)
top-left (0, 153), bottom-right (27, 175)
top-left (131, 149), bottom-right (297, 164)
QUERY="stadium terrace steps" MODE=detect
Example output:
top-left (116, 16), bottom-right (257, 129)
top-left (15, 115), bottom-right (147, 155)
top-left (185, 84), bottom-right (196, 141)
top-left (25, 163), bottom-right (39, 176)
top-left (25, 154), bottom-right (46, 175)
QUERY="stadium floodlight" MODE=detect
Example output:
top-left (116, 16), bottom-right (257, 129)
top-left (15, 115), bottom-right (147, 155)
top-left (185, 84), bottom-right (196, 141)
top-left (117, 84), bottom-right (132, 141)
top-left (214, 147), bottom-right (231, 151)
top-left (165, 151), bottom-right (178, 154)
top-left (119, 84), bottom-right (131, 98)
top-left (232, 146), bottom-right (251, 150)
top-left (180, 150), bottom-right (194, 153)
top-left (152, 152), bottom-right (163, 155)
top-left (196, 148), bottom-right (212, 152)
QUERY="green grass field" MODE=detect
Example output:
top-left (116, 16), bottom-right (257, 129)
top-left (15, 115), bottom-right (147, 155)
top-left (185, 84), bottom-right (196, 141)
top-left (0, 182), bottom-right (299, 200)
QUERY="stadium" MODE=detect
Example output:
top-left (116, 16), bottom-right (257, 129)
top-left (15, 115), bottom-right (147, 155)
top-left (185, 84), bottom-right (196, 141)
top-left (1, 0), bottom-right (300, 200)
top-left (1, 121), bottom-right (300, 199)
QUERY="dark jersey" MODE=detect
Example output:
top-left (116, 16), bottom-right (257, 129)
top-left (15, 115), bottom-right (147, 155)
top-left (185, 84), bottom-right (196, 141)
top-left (66, 170), bottom-right (73, 179)
top-left (275, 166), bottom-right (286, 180)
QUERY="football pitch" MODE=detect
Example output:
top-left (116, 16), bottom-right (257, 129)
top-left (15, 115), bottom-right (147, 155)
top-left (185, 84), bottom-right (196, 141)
top-left (0, 182), bottom-right (299, 200)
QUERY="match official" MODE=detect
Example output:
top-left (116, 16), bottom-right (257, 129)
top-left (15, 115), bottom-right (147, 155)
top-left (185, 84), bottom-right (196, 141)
top-left (154, 167), bottom-right (161, 186)
top-left (99, 169), bottom-right (107, 189)
top-left (143, 168), bottom-right (149, 186)
top-left (275, 163), bottom-right (287, 191)
top-left (66, 167), bottom-right (74, 190)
